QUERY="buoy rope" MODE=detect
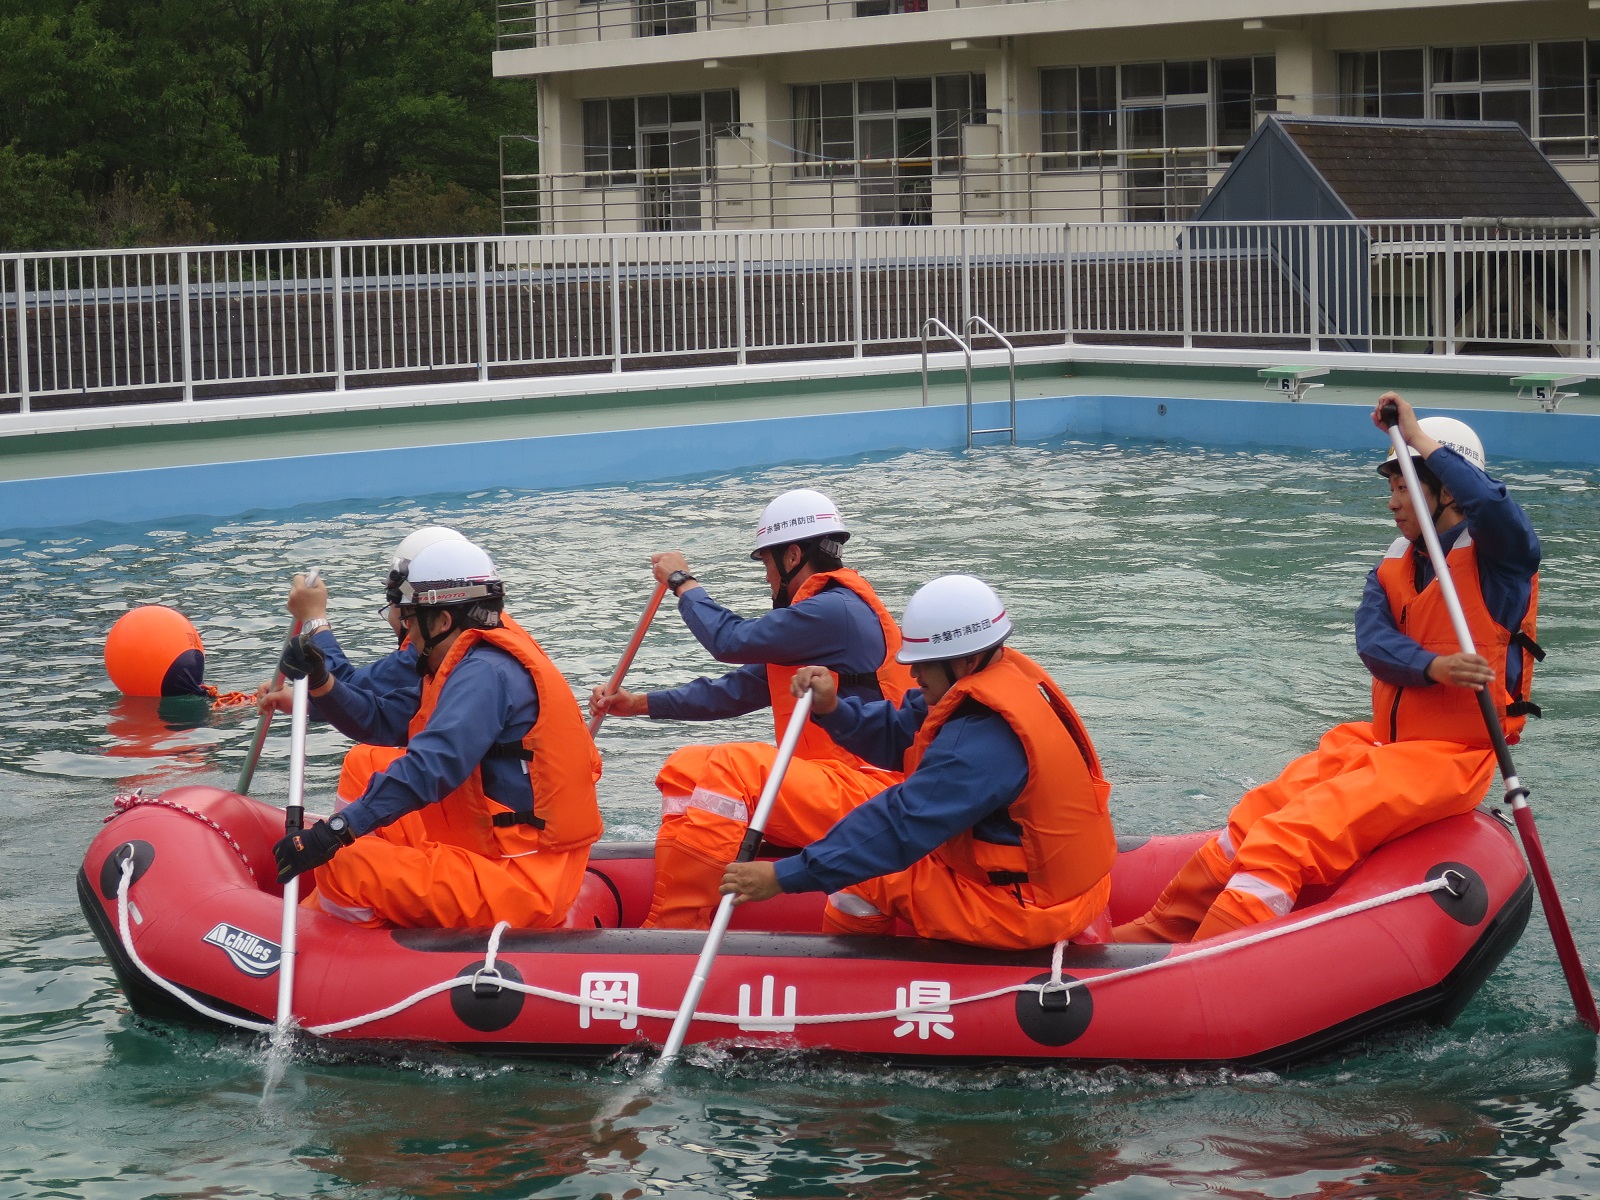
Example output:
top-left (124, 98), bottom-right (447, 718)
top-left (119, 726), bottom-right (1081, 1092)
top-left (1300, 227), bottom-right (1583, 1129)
top-left (108, 792), bottom-right (255, 872)
top-left (112, 859), bottom-right (1457, 1039)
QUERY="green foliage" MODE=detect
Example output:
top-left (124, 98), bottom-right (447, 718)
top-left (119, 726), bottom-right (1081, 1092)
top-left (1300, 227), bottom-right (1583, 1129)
top-left (316, 172), bottom-right (498, 240)
top-left (0, 0), bottom-right (534, 249)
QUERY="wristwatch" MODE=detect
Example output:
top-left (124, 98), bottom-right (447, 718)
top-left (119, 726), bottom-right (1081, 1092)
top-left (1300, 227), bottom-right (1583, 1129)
top-left (325, 812), bottom-right (356, 845)
top-left (301, 617), bottom-right (331, 637)
top-left (665, 570), bottom-right (697, 596)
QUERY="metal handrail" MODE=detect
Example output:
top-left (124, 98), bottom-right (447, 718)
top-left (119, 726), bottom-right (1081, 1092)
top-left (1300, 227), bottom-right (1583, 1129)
top-left (965, 314), bottom-right (1016, 446)
top-left (920, 316), bottom-right (971, 414)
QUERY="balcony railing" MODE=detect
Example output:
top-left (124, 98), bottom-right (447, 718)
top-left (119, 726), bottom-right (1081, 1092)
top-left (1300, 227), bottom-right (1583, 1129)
top-left (502, 147), bottom-right (1600, 233)
top-left (497, 0), bottom-right (1023, 50)
top-left (4, 219), bottom-right (1597, 420)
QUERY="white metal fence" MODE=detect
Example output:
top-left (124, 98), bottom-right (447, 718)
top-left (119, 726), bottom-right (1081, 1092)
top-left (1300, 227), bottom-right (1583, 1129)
top-left (3, 220), bottom-right (1597, 415)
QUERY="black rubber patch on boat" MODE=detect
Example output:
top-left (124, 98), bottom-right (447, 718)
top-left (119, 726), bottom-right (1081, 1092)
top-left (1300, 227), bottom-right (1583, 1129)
top-left (1427, 862), bottom-right (1488, 926)
top-left (1015, 972), bottom-right (1093, 1046)
top-left (451, 960), bottom-right (525, 1032)
top-left (99, 841), bottom-right (155, 900)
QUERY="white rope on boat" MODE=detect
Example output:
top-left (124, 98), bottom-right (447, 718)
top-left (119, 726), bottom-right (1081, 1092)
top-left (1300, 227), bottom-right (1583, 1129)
top-left (112, 848), bottom-right (1459, 1038)
top-left (115, 853), bottom-right (274, 1034)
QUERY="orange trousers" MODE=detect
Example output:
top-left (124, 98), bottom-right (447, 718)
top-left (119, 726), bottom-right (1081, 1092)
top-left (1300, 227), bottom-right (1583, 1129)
top-left (825, 867), bottom-right (1114, 950)
top-left (1123, 721), bottom-right (1495, 943)
top-left (311, 807), bottom-right (590, 929)
top-left (336, 744), bottom-right (405, 808)
top-left (647, 742), bottom-right (899, 928)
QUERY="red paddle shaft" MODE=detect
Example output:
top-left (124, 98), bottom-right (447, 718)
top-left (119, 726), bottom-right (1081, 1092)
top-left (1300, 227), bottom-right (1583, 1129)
top-left (1382, 403), bottom-right (1598, 1031)
top-left (589, 580), bottom-right (670, 736)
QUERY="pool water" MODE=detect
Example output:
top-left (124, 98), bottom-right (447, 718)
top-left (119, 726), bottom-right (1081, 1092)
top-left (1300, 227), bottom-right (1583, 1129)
top-left (4, 436), bottom-right (1600, 1198)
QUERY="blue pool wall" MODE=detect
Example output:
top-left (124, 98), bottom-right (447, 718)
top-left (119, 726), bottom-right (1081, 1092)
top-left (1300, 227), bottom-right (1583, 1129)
top-left (4, 394), bottom-right (1597, 533)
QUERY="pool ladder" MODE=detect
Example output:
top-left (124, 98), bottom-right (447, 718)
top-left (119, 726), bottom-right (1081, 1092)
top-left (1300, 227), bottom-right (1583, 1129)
top-left (920, 317), bottom-right (1017, 449)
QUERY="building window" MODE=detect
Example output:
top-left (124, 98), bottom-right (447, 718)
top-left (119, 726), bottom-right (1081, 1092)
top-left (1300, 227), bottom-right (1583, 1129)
top-left (1337, 50), bottom-right (1425, 120)
top-left (1039, 58), bottom-right (1275, 217)
top-left (790, 74), bottom-right (988, 176)
top-left (1040, 57), bottom-right (1276, 165)
top-left (582, 90), bottom-right (738, 230)
top-left (790, 74), bottom-right (986, 225)
top-left (853, 0), bottom-right (927, 14)
top-left (1338, 41), bottom-right (1600, 157)
top-left (583, 90), bottom-right (739, 185)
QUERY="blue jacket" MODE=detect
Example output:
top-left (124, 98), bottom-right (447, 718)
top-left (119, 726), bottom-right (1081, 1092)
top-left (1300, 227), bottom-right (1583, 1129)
top-left (1357, 446), bottom-right (1540, 693)
top-left (772, 691), bottom-right (1029, 895)
top-left (648, 582), bottom-right (888, 720)
top-left (307, 631), bottom-right (421, 733)
top-left (309, 639), bottom-right (539, 838)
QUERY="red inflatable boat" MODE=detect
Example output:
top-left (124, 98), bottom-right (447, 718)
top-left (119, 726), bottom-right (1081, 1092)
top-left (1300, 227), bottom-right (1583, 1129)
top-left (80, 785), bottom-right (1531, 1068)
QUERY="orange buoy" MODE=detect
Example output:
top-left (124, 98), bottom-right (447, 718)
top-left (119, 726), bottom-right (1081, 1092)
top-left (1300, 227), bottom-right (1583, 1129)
top-left (105, 605), bottom-right (207, 698)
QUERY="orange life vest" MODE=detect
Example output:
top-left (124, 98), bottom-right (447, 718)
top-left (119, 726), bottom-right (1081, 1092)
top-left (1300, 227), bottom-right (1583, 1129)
top-left (407, 614), bottom-right (603, 858)
top-left (766, 569), bottom-right (916, 766)
top-left (1371, 531), bottom-right (1540, 748)
top-left (905, 648), bottom-right (1117, 907)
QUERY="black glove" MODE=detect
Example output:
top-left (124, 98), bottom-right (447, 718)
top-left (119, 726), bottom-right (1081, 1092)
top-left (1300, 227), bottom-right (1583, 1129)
top-left (279, 633), bottom-right (329, 690)
top-left (273, 820), bottom-right (345, 883)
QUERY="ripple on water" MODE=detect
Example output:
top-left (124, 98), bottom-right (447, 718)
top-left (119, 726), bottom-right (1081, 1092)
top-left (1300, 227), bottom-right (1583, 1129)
top-left (2, 438), bottom-right (1599, 1199)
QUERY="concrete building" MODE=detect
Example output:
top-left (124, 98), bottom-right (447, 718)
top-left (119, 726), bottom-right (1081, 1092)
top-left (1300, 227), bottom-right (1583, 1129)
top-left (491, 0), bottom-right (1600, 232)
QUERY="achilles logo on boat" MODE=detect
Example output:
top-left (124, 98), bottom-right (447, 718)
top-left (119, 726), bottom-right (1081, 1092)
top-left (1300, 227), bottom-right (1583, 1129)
top-left (201, 922), bottom-right (282, 977)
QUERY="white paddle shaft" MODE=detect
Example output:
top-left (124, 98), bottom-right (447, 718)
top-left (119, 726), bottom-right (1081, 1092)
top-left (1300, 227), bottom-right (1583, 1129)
top-left (656, 688), bottom-right (816, 1069)
top-left (274, 676), bottom-right (310, 1035)
top-left (1384, 427), bottom-right (1479, 658)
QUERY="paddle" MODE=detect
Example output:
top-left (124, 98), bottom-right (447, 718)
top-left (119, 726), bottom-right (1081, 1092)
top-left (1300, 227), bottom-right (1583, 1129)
top-left (652, 686), bottom-right (816, 1075)
top-left (1381, 401), bottom-right (1599, 1032)
top-left (273, 673), bottom-right (312, 1043)
top-left (237, 568), bottom-right (322, 795)
top-left (589, 579), bottom-right (669, 737)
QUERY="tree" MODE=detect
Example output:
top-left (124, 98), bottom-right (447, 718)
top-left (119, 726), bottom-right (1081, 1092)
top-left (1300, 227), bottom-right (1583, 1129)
top-left (0, 143), bottom-right (93, 251)
top-left (0, 0), bottom-right (534, 247)
top-left (316, 171), bottom-right (498, 239)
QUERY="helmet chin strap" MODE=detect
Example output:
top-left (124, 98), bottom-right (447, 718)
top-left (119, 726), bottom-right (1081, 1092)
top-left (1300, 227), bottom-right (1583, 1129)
top-left (411, 609), bottom-right (454, 676)
top-left (770, 545), bottom-right (806, 610)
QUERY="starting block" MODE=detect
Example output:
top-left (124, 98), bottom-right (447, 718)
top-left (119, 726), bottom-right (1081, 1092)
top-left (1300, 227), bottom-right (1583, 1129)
top-left (1258, 365), bottom-right (1329, 403)
top-left (1512, 373), bottom-right (1585, 413)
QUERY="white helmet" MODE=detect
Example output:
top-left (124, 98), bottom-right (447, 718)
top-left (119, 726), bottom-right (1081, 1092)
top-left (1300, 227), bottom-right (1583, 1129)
top-left (391, 525), bottom-right (466, 573)
top-left (751, 488), bottom-right (851, 560)
top-left (897, 575), bottom-right (1012, 664)
top-left (1380, 416), bottom-right (1485, 476)
top-left (387, 526), bottom-right (467, 603)
top-left (399, 540), bottom-right (502, 608)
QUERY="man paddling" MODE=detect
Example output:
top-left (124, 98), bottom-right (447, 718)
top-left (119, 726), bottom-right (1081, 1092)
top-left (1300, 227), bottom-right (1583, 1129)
top-left (590, 488), bottom-right (915, 929)
top-left (270, 539), bottom-right (603, 928)
top-left (256, 526), bottom-right (466, 807)
top-left (1117, 395), bottom-right (1541, 942)
top-left (721, 574), bottom-right (1118, 950)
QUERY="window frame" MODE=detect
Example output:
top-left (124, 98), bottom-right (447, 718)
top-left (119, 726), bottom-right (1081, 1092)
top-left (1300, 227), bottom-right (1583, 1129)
top-left (1336, 40), bottom-right (1600, 159)
top-left (1038, 56), bottom-right (1277, 172)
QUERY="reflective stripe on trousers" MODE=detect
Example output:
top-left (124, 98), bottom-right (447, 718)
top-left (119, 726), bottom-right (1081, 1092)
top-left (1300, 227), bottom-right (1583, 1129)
top-left (660, 787), bottom-right (749, 823)
top-left (1220, 871), bottom-right (1293, 917)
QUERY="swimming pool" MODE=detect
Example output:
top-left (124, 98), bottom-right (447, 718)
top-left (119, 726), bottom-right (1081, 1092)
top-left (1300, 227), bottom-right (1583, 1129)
top-left (5, 433), bottom-right (1599, 1198)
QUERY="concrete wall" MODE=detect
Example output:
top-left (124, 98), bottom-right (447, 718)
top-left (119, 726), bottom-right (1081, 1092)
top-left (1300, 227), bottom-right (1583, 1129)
top-left (6, 393), bottom-right (1596, 533)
